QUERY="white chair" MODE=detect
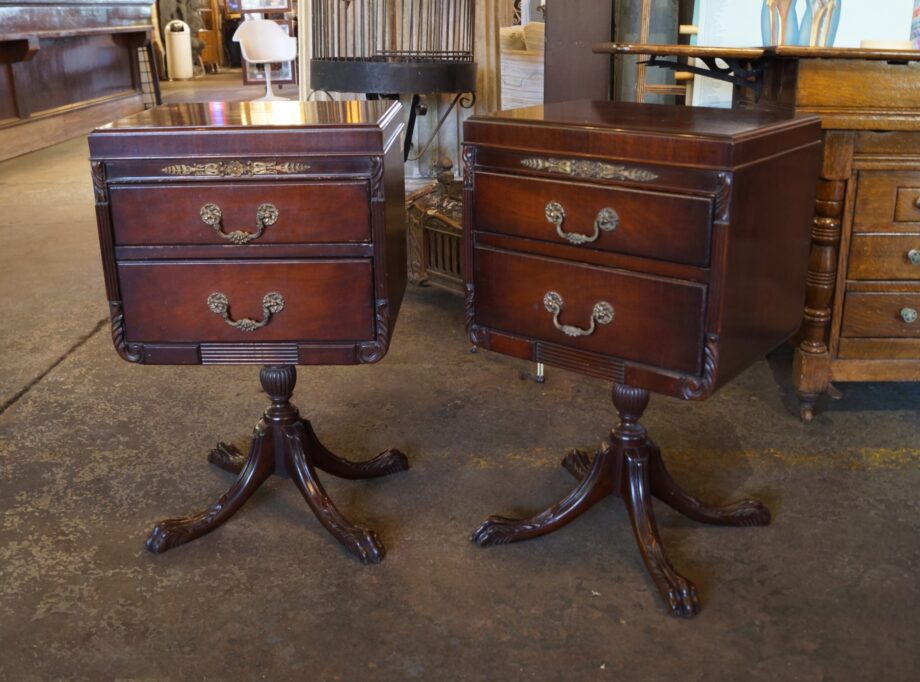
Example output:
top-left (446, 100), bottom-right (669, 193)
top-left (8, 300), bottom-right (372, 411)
top-left (232, 20), bottom-right (297, 102)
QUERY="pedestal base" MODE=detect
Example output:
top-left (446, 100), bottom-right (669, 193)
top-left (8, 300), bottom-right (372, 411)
top-left (471, 383), bottom-right (770, 617)
top-left (146, 365), bottom-right (409, 564)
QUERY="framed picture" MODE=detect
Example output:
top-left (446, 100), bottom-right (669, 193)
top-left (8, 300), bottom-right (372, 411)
top-left (242, 19), bottom-right (297, 85)
top-left (239, 0), bottom-right (292, 13)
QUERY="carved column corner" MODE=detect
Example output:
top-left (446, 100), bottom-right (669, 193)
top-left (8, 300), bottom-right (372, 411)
top-left (370, 156), bottom-right (385, 201)
top-left (357, 299), bottom-right (390, 363)
top-left (714, 172), bottom-right (732, 224)
top-left (678, 334), bottom-right (720, 401)
top-left (464, 283), bottom-right (487, 346)
top-left (461, 145), bottom-right (476, 188)
top-left (109, 301), bottom-right (144, 363)
top-left (91, 161), bottom-right (108, 204)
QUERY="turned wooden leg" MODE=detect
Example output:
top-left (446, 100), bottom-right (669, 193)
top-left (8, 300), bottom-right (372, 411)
top-left (622, 445), bottom-right (701, 618)
top-left (647, 444), bottom-right (771, 527)
top-left (146, 425), bottom-right (274, 553)
top-left (283, 422), bottom-right (387, 564)
top-left (471, 449), bottom-right (615, 547)
top-left (300, 418), bottom-right (409, 480)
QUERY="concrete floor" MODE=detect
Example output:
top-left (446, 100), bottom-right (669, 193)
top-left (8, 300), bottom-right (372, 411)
top-left (1, 73), bottom-right (919, 681)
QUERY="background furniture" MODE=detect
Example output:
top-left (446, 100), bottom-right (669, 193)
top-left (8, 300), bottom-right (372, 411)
top-left (462, 99), bottom-right (822, 616)
top-left (0, 0), bottom-right (151, 161)
top-left (406, 159), bottom-right (463, 294)
top-left (88, 100), bottom-right (409, 563)
top-left (599, 44), bottom-right (920, 421)
top-left (234, 18), bottom-right (297, 99)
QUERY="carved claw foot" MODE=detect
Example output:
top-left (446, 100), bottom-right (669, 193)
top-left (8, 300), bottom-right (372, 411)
top-left (208, 442), bottom-right (247, 475)
top-left (341, 527), bottom-right (387, 565)
top-left (661, 573), bottom-right (701, 619)
top-left (146, 517), bottom-right (203, 554)
top-left (562, 449), bottom-right (594, 481)
top-left (470, 516), bottom-right (525, 547)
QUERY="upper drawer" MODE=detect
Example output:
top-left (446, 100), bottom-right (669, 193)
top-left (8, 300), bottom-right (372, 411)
top-left (473, 172), bottom-right (712, 267)
top-left (848, 234), bottom-right (920, 280)
top-left (472, 247), bottom-right (706, 375)
top-left (109, 182), bottom-right (371, 246)
top-left (854, 171), bottom-right (920, 233)
top-left (118, 259), bottom-right (375, 343)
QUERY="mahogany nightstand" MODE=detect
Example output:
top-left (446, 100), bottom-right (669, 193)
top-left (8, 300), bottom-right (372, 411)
top-left (462, 100), bottom-right (822, 616)
top-left (89, 100), bottom-right (408, 564)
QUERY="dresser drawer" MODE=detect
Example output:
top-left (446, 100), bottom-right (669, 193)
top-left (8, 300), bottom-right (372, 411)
top-left (473, 247), bottom-right (706, 374)
top-left (848, 234), bottom-right (920, 280)
top-left (854, 171), bottom-right (920, 232)
top-left (473, 172), bottom-right (712, 266)
top-left (841, 292), bottom-right (920, 338)
top-left (118, 260), bottom-right (375, 343)
top-left (109, 182), bottom-right (371, 246)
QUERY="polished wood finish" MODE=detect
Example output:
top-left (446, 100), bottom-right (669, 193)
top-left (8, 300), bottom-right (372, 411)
top-left (90, 101), bottom-right (410, 560)
top-left (598, 45), bottom-right (920, 421)
top-left (0, 1), bottom-right (150, 161)
top-left (464, 100), bottom-right (821, 616)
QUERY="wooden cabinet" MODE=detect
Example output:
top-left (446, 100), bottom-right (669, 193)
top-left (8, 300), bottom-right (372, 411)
top-left (462, 99), bottom-right (822, 616)
top-left (87, 101), bottom-right (411, 563)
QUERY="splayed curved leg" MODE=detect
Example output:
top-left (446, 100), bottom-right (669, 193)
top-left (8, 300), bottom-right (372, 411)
top-left (300, 418), bottom-right (409, 480)
top-left (147, 426), bottom-right (274, 553)
top-left (647, 444), bottom-right (771, 527)
top-left (623, 447), bottom-right (701, 618)
top-left (208, 441), bottom-right (248, 475)
top-left (472, 450), bottom-right (615, 547)
top-left (284, 423), bottom-right (386, 564)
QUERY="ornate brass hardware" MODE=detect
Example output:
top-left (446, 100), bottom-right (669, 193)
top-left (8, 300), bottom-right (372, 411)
top-left (545, 201), bottom-right (618, 245)
top-left (908, 249), bottom-right (920, 265)
top-left (543, 291), bottom-right (614, 337)
top-left (521, 157), bottom-right (658, 183)
top-left (199, 203), bottom-right (279, 244)
top-left (162, 161), bottom-right (310, 177)
top-left (207, 292), bottom-right (285, 332)
top-left (900, 307), bottom-right (918, 324)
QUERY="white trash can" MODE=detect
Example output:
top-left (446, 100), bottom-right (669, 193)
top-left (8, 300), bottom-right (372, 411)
top-left (165, 20), bottom-right (193, 80)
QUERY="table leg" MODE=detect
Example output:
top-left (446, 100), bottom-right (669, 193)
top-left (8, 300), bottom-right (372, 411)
top-left (300, 418), bottom-right (409, 480)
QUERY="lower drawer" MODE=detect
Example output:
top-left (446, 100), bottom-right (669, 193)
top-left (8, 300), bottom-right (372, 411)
top-left (472, 247), bottom-right (707, 374)
top-left (118, 260), bottom-right (375, 343)
top-left (841, 292), bottom-right (920, 338)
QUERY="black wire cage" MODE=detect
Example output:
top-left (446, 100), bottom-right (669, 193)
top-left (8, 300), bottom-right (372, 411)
top-left (310, 0), bottom-right (477, 95)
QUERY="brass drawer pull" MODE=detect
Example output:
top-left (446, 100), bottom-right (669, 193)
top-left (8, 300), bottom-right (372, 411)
top-left (207, 292), bottom-right (285, 332)
top-left (545, 201), bottom-right (618, 245)
top-left (199, 202), bottom-right (279, 244)
top-left (543, 291), bottom-right (614, 337)
top-left (900, 307), bottom-right (918, 324)
top-left (908, 249), bottom-right (920, 265)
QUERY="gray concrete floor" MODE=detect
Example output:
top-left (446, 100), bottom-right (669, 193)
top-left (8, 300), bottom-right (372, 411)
top-left (1, 73), bottom-right (919, 681)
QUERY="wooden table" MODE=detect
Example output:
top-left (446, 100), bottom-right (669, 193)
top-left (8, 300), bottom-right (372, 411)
top-left (89, 100), bottom-right (409, 563)
top-left (463, 99), bottom-right (822, 617)
top-left (596, 43), bottom-right (920, 421)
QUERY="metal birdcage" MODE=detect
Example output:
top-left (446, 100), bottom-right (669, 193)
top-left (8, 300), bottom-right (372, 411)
top-left (311, 0), bottom-right (476, 93)
top-left (311, 0), bottom-right (477, 159)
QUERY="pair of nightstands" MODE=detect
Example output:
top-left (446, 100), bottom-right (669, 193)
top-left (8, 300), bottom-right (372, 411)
top-left (90, 99), bottom-right (822, 617)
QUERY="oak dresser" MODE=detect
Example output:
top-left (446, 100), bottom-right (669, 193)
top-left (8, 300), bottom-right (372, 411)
top-left (89, 100), bottom-right (409, 564)
top-left (462, 100), bottom-right (822, 616)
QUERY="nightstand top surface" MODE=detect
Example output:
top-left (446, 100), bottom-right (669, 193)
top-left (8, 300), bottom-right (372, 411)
top-left (471, 99), bottom-right (814, 140)
top-left (95, 100), bottom-right (401, 132)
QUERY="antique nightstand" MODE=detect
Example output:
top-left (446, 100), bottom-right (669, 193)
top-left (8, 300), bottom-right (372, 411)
top-left (89, 100), bottom-right (408, 564)
top-left (462, 100), bottom-right (822, 616)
